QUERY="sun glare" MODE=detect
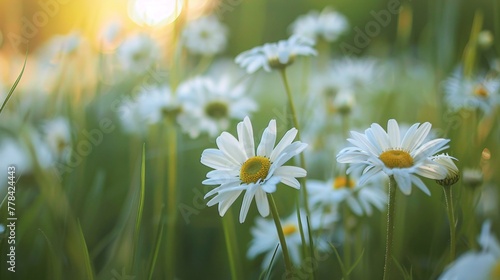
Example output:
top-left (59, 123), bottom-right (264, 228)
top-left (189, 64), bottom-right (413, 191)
top-left (128, 0), bottom-right (183, 27)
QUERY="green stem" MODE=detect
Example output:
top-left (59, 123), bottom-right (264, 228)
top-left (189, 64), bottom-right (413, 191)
top-left (443, 186), bottom-right (456, 262)
top-left (279, 69), bottom-right (311, 217)
top-left (222, 210), bottom-right (243, 280)
top-left (268, 194), bottom-right (294, 276)
top-left (383, 176), bottom-right (397, 280)
top-left (343, 204), bottom-right (352, 280)
top-left (166, 120), bottom-right (178, 280)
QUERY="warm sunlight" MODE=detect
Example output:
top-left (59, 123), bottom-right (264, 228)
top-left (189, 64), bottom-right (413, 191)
top-left (128, 0), bottom-right (183, 27)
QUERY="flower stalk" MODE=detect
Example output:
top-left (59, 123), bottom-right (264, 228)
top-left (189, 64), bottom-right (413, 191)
top-left (442, 185), bottom-right (456, 262)
top-left (383, 176), bottom-right (397, 280)
top-left (268, 194), bottom-right (294, 276)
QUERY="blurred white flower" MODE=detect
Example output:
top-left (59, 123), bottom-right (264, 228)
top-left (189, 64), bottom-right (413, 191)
top-left (247, 210), bottom-right (330, 268)
top-left (177, 76), bottom-right (257, 138)
top-left (135, 84), bottom-right (183, 125)
top-left (235, 35), bottom-right (317, 73)
top-left (289, 7), bottom-right (349, 43)
top-left (182, 15), bottom-right (228, 56)
top-left (462, 168), bottom-right (483, 188)
top-left (439, 220), bottom-right (500, 280)
top-left (332, 88), bottom-right (356, 115)
top-left (329, 58), bottom-right (380, 93)
top-left (117, 33), bottom-right (160, 73)
top-left (337, 119), bottom-right (450, 195)
top-left (308, 174), bottom-right (387, 216)
top-left (201, 117), bottom-right (307, 223)
top-left (117, 98), bottom-right (146, 135)
top-left (443, 69), bottom-right (500, 114)
top-left (42, 117), bottom-right (72, 161)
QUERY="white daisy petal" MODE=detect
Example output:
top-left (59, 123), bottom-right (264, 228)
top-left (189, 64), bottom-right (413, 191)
top-left (254, 188), bottom-right (270, 217)
top-left (237, 117), bottom-right (255, 158)
top-left (240, 185), bottom-right (258, 223)
top-left (257, 119), bottom-right (277, 157)
top-left (270, 128), bottom-right (298, 161)
top-left (217, 132), bottom-right (247, 164)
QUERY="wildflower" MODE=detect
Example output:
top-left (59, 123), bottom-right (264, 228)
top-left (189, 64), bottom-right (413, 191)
top-left (235, 35), bottom-right (316, 73)
top-left (289, 7), bottom-right (349, 43)
top-left (135, 84), bottom-right (183, 125)
top-left (462, 168), bottom-right (483, 189)
top-left (117, 33), bottom-right (160, 73)
top-left (42, 117), bottom-right (72, 160)
top-left (439, 220), bottom-right (500, 280)
top-left (432, 154), bottom-right (459, 186)
top-left (337, 119), bottom-right (450, 195)
top-left (201, 117), bottom-right (307, 223)
top-left (308, 174), bottom-right (387, 216)
top-left (443, 69), bottom-right (500, 114)
top-left (182, 15), bottom-right (228, 56)
top-left (247, 210), bottom-right (329, 268)
top-left (177, 76), bottom-right (257, 138)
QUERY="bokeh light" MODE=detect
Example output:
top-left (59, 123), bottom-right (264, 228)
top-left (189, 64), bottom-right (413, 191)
top-left (128, 0), bottom-right (183, 27)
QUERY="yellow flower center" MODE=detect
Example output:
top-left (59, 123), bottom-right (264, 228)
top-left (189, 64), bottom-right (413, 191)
top-left (205, 101), bottom-right (228, 119)
top-left (379, 149), bottom-right (414, 168)
top-left (491, 260), bottom-right (500, 280)
top-left (474, 84), bottom-right (489, 98)
top-left (282, 224), bottom-right (297, 236)
top-left (240, 156), bottom-right (271, 184)
top-left (333, 176), bottom-right (356, 189)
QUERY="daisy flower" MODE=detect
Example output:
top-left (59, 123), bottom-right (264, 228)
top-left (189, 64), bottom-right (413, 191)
top-left (201, 117), bottom-right (308, 223)
top-left (337, 119), bottom-right (450, 195)
top-left (182, 15), bottom-right (228, 56)
top-left (247, 210), bottom-right (330, 268)
top-left (432, 154), bottom-right (459, 186)
top-left (177, 76), bottom-right (257, 138)
top-left (135, 84), bottom-right (183, 125)
top-left (439, 220), bottom-right (500, 280)
top-left (289, 7), bottom-right (349, 43)
top-left (329, 58), bottom-right (381, 93)
top-left (308, 174), bottom-right (387, 216)
top-left (117, 33), bottom-right (160, 74)
top-left (42, 117), bottom-right (72, 161)
top-left (462, 168), bottom-right (483, 188)
top-left (235, 35), bottom-right (317, 73)
top-left (443, 68), bottom-right (500, 114)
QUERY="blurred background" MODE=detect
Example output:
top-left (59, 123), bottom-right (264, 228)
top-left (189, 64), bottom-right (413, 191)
top-left (0, 0), bottom-right (499, 279)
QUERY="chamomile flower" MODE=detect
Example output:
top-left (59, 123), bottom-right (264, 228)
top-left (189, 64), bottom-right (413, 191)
top-left (235, 35), bottom-right (317, 73)
top-left (462, 168), bottom-right (483, 188)
top-left (248, 210), bottom-right (329, 268)
top-left (337, 119), bottom-right (450, 195)
top-left (329, 58), bottom-right (381, 93)
top-left (42, 117), bottom-right (72, 161)
top-left (117, 97), bottom-right (146, 135)
top-left (135, 84), bottom-right (183, 125)
top-left (289, 7), bottom-right (349, 43)
top-left (432, 154), bottom-right (459, 186)
top-left (439, 220), bottom-right (500, 280)
top-left (182, 15), bottom-right (228, 56)
top-left (201, 117), bottom-right (308, 223)
top-left (308, 174), bottom-right (387, 216)
top-left (117, 33), bottom-right (160, 73)
top-left (443, 69), bottom-right (500, 114)
top-left (177, 76), bottom-right (257, 138)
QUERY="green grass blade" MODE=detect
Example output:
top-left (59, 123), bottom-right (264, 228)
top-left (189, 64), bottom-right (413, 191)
top-left (148, 208), bottom-right (165, 280)
top-left (329, 242), bottom-right (347, 280)
top-left (0, 50), bottom-right (27, 115)
top-left (347, 249), bottom-right (365, 275)
top-left (76, 220), bottom-right (94, 280)
top-left (259, 244), bottom-right (279, 280)
top-left (132, 143), bottom-right (147, 271)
